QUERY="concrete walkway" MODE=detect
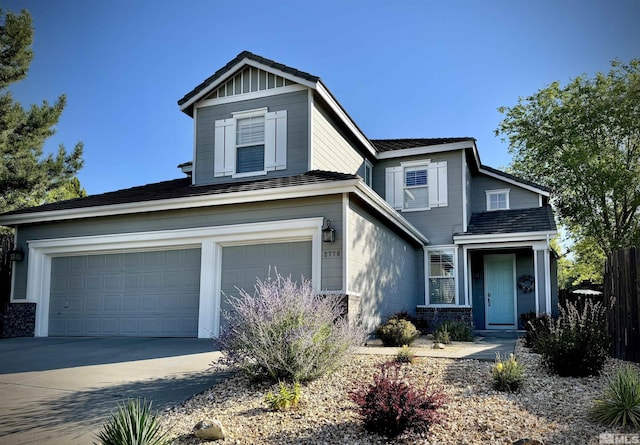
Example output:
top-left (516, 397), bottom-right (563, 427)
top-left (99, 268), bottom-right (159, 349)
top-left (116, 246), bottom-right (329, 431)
top-left (0, 338), bottom-right (223, 445)
top-left (358, 333), bottom-right (520, 361)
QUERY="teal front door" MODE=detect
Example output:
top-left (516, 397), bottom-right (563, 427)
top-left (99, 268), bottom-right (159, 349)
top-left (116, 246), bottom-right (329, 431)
top-left (484, 254), bottom-right (516, 328)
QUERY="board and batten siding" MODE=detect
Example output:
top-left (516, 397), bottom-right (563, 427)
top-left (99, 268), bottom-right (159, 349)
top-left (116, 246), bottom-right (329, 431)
top-left (12, 195), bottom-right (345, 300)
top-left (372, 150), bottom-right (465, 245)
top-left (470, 174), bottom-right (541, 213)
top-left (347, 199), bottom-right (422, 331)
top-left (194, 90), bottom-right (309, 185)
top-left (311, 100), bottom-right (365, 174)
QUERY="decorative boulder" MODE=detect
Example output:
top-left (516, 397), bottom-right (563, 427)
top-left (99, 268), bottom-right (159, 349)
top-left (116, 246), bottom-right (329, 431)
top-left (193, 418), bottom-right (227, 441)
top-left (513, 439), bottom-right (543, 445)
top-left (432, 342), bottom-right (445, 349)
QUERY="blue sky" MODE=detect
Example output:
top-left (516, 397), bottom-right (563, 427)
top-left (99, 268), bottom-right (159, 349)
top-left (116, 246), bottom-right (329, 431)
top-left (4, 0), bottom-right (640, 195)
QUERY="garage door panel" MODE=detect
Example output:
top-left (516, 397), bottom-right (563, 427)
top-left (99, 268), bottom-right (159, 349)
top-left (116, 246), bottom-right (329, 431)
top-left (50, 248), bottom-right (201, 337)
top-left (220, 241), bottom-right (312, 315)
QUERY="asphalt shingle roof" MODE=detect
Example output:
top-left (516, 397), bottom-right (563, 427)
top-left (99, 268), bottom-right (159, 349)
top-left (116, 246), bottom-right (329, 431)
top-left (462, 206), bottom-right (556, 235)
top-left (178, 51), bottom-right (320, 108)
top-left (0, 171), bottom-right (358, 217)
top-left (371, 138), bottom-right (475, 152)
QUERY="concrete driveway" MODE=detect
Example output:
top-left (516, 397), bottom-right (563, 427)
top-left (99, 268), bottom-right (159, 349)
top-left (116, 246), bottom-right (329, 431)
top-left (0, 337), bottom-right (223, 445)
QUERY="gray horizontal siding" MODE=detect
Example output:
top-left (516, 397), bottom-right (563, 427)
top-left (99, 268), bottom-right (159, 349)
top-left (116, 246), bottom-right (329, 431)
top-left (470, 174), bottom-right (541, 213)
top-left (373, 150), bottom-right (464, 245)
top-left (13, 195), bottom-right (344, 299)
top-left (348, 198), bottom-right (422, 331)
top-left (312, 101), bottom-right (365, 174)
top-left (195, 90), bottom-right (309, 185)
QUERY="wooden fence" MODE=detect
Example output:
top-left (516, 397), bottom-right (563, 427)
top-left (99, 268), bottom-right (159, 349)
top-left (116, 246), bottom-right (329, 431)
top-left (605, 247), bottom-right (640, 363)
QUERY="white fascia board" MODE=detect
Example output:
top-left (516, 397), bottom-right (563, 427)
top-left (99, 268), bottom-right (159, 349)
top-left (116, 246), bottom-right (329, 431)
top-left (477, 167), bottom-right (550, 197)
top-left (315, 82), bottom-right (377, 158)
top-left (179, 58), bottom-right (317, 113)
top-left (453, 230), bottom-right (558, 245)
top-left (195, 84), bottom-right (308, 109)
top-left (354, 182), bottom-right (428, 245)
top-left (376, 141), bottom-right (475, 160)
top-left (0, 180), bottom-right (362, 226)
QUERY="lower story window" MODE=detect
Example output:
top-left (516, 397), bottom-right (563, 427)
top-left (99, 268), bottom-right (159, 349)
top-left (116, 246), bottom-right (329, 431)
top-left (428, 249), bottom-right (456, 304)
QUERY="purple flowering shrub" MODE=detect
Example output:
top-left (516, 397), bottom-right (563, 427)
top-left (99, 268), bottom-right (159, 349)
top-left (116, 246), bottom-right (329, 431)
top-left (350, 361), bottom-right (447, 437)
top-left (217, 273), bottom-right (366, 382)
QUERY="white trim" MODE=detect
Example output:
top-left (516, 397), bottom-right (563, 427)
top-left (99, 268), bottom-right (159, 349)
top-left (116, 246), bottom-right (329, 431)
top-left (232, 170), bottom-right (267, 179)
top-left (315, 82), bottom-right (377, 158)
top-left (485, 188), bottom-right (511, 211)
top-left (9, 231), bottom-right (18, 302)
top-left (0, 180), bottom-right (360, 226)
top-left (191, 107), bottom-right (197, 184)
top-left (478, 167), bottom-right (550, 197)
top-left (462, 150), bottom-right (468, 233)
top-left (308, 89), bottom-right (314, 171)
top-left (376, 140), bottom-right (473, 160)
top-left (353, 182), bottom-right (428, 245)
top-left (484, 253), bottom-right (517, 329)
top-left (454, 231), bottom-right (557, 245)
top-left (26, 218), bottom-right (323, 338)
top-left (231, 107), bottom-right (269, 118)
top-left (463, 246), bottom-right (469, 308)
top-left (364, 159), bottom-right (373, 187)
top-left (544, 248), bottom-right (552, 314)
top-left (539, 195), bottom-right (543, 207)
top-left (424, 245), bottom-right (459, 306)
top-left (196, 84), bottom-right (308, 109)
top-left (533, 249), bottom-right (540, 314)
top-left (342, 193), bottom-right (349, 292)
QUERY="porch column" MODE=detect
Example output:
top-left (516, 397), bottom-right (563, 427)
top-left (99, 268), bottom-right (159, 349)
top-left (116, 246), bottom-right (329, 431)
top-left (533, 242), bottom-right (551, 314)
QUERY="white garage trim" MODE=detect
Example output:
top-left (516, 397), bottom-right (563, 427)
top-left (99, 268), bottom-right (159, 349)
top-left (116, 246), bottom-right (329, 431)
top-left (26, 218), bottom-right (323, 337)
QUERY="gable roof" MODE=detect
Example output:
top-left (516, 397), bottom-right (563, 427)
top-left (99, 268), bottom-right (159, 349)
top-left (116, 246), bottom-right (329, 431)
top-left (463, 206), bottom-right (556, 236)
top-left (178, 51), bottom-right (319, 115)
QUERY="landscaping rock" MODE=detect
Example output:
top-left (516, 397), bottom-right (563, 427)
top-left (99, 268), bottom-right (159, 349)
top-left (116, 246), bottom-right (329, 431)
top-left (432, 342), bottom-right (445, 349)
top-left (513, 440), bottom-right (544, 445)
top-left (192, 418), bottom-right (227, 440)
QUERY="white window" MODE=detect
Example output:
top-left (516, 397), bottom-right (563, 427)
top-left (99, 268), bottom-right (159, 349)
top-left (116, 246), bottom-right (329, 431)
top-left (364, 160), bottom-right (373, 187)
top-left (426, 248), bottom-right (457, 305)
top-left (486, 189), bottom-right (510, 211)
top-left (384, 160), bottom-right (447, 211)
top-left (214, 108), bottom-right (287, 178)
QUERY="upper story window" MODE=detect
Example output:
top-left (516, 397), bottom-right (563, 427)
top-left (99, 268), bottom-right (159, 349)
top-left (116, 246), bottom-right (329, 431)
top-left (236, 115), bottom-right (265, 174)
top-left (214, 108), bottom-right (287, 178)
top-left (486, 189), bottom-right (510, 211)
top-left (364, 160), bottom-right (373, 187)
top-left (384, 160), bottom-right (448, 211)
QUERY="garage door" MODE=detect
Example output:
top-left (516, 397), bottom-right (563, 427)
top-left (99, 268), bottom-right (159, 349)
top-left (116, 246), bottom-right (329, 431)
top-left (49, 249), bottom-right (201, 337)
top-left (220, 241), bottom-right (312, 314)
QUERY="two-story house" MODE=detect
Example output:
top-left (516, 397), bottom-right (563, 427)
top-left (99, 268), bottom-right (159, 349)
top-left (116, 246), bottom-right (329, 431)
top-left (0, 51), bottom-right (557, 338)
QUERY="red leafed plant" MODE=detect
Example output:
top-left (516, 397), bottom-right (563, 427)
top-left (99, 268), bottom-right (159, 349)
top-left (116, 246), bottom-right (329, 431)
top-left (350, 361), bottom-right (447, 437)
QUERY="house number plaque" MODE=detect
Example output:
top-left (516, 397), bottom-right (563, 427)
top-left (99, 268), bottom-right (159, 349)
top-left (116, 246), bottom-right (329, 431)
top-left (323, 250), bottom-right (342, 258)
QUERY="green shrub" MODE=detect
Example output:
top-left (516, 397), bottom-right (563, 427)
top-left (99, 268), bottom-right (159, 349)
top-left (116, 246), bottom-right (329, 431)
top-left (433, 324), bottom-right (451, 344)
top-left (491, 353), bottom-right (524, 392)
top-left (591, 365), bottom-right (640, 428)
top-left (94, 399), bottom-right (166, 445)
top-left (394, 345), bottom-right (416, 364)
top-left (217, 274), bottom-right (366, 382)
top-left (350, 362), bottom-right (446, 437)
top-left (434, 321), bottom-right (474, 342)
top-left (520, 311), bottom-right (552, 353)
top-left (537, 299), bottom-right (610, 377)
top-left (376, 318), bottom-right (420, 347)
top-left (265, 381), bottom-right (301, 411)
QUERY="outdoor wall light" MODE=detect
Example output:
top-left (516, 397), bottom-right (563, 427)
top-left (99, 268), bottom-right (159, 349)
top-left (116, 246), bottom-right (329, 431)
top-left (322, 219), bottom-right (336, 243)
top-left (9, 244), bottom-right (24, 262)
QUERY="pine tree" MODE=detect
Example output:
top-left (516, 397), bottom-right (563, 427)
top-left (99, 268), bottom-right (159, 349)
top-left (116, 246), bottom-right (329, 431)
top-left (0, 8), bottom-right (85, 216)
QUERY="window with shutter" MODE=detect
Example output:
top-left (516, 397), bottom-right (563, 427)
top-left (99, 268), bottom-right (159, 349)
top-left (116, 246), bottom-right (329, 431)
top-left (384, 160), bottom-right (447, 211)
top-left (214, 108), bottom-right (287, 178)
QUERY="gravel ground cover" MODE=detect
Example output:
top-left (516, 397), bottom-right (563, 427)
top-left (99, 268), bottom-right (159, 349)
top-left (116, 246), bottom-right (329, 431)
top-left (160, 341), bottom-right (638, 444)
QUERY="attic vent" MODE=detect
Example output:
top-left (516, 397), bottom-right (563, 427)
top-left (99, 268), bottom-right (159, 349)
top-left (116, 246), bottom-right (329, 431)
top-left (206, 66), bottom-right (295, 100)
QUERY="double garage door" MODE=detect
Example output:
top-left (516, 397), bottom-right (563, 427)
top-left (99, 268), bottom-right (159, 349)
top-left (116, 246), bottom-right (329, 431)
top-left (48, 241), bottom-right (312, 337)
